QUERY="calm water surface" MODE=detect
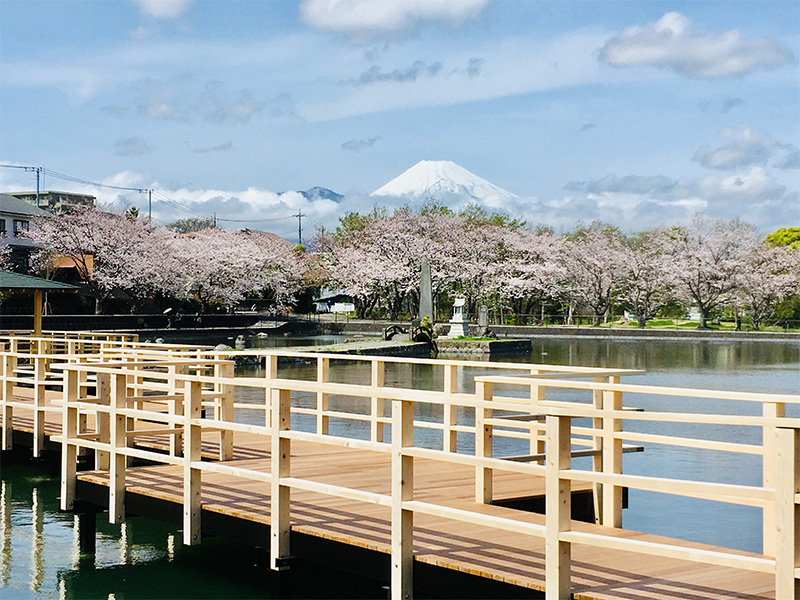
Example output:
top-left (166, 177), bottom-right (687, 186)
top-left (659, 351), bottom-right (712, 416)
top-left (1, 336), bottom-right (798, 598)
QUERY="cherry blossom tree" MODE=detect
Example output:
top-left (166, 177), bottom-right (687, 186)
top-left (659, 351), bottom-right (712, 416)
top-left (616, 229), bottom-right (674, 328)
top-left (738, 243), bottom-right (800, 329)
top-left (27, 207), bottom-right (179, 313)
top-left (491, 229), bottom-right (568, 323)
top-left (169, 228), bottom-right (304, 312)
top-left (662, 215), bottom-right (758, 328)
top-left (563, 225), bottom-right (626, 325)
top-left (0, 245), bottom-right (11, 271)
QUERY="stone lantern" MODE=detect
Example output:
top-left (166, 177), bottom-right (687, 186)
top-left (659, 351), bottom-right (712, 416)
top-left (446, 298), bottom-right (470, 338)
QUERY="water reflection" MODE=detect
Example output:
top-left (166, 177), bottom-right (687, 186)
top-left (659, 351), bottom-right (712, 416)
top-left (1, 480), bottom-right (11, 586)
top-left (0, 461), bottom-right (392, 599)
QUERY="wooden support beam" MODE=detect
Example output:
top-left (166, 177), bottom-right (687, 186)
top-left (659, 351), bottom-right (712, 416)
top-left (545, 414), bottom-right (572, 600)
top-left (108, 373), bottom-right (127, 525)
top-left (215, 362), bottom-right (234, 461)
top-left (592, 376), bottom-right (604, 524)
top-left (475, 381), bottom-right (493, 504)
top-left (183, 380), bottom-right (202, 545)
top-left (270, 388), bottom-right (291, 570)
top-left (95, 373), bottom-right (111, 470)
top-left (371, 360), bottom-right (385, 443)
top-left (530, 369), bottom-right (546, 459)
top-left (442, 364), bottom-right (458, 453)
top-left (602, 376), bottom-right (623, 527)
top-left (265, 355), bottom-right (278, 428)
top-left (317, 356), bottom-right (330, 436)
top-left (775, 427), bottom-right (799, 599)
top-left (33, 290), bottom-right (43, 336)
top-left (32, 356), bottom-right (46, 457)
top-left (59, 369), bottom-right (79, 512)
top-left (168, 364), bottom-right (185, 457)
top-left (391, 398), bottom-right (414, 600)
top-left (1, 354), bottom-right (15, 450)
top-left (763, 401), bottom-right (786, 556)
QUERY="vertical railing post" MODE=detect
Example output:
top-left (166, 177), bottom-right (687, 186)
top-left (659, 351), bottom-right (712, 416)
top-left (391, 397), bottom-right (414, 600)
top-left (602, 376), bottom-right (623, 527)
top-left (1, 352), bottom-right (15, 450)
top-left (545, 413), bottom-right (572, 600)
top-left (475, 381), bottom-right (493, 504)
top-left (270, 388), bottom-right (291, 570)
top-left (265, 354), bottom-right (278, 428)
top-left (529, 370), bottom-right (546, 461)
top-left (763, 401), bottom-right (786, 556)
top-left (60, 369), bottom-right (79, 512)
top-left (32, 356), bottom-right (46, 457)
top-left (442, 363), bottom-right (458, 453)
top-left (215, 362), bottom-right (234, 461)
top-left (775, 426), bottom-right (799, 599)
top-left (95, 372), bottom-right (111, 470)
top-left (169, 365), bottom-right (186, 457)
top-left (317, 356), bottom-right (330, 436)
top-left (183, 380), bottom-right (202, 545)
top-left (591, 376), bottom-right (605, 524)
top-left (108, 373), bottom-right (127, 524)
top-left (371, 360), bottom-right (385, 443)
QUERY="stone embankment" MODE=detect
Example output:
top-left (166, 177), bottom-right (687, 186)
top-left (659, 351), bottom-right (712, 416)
top-left (320, 318), bottom-right (800, 342)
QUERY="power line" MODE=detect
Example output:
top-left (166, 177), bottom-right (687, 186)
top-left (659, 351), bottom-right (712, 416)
top-left (1, 163), bottom-right (320, 234)
top-left (216, 216), bottom-right (294, 223)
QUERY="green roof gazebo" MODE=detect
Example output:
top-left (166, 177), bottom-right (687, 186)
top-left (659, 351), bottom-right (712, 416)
top-left (0, 271), bottom-right (79, 334)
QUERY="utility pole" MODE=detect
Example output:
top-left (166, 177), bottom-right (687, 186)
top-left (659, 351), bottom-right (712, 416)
top-left (23, 166), bottom-right (43, 207)
top-left (293, 210), bottom-right (304, 246)
top-left (148, 189), bottom-right (152, 222)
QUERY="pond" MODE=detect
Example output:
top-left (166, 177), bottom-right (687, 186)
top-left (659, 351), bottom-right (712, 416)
top-left (1, 335), bottom-right (798, 599)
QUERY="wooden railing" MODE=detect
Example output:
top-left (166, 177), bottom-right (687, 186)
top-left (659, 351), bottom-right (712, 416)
top-left (0, 335), bottom-right (216, 454)
top-left (0, 337), bottom-right (640, 458)
top-left (42, 351), bottom-right (800, 600)
top-left (3, 337), bottom-right (798, 598)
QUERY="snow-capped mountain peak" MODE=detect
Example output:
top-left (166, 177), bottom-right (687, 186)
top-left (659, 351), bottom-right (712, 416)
top-left (370, 160), bottom-right (517, 206)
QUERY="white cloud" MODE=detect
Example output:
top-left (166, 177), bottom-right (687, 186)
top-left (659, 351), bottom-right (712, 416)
top-left (299, 0), bottom-right (488, 42)
top-left (558, 167), bottom-right (793, 230)
top-left (131, 0), bottom-right (191, 19)
top-left (692, 126), bottom-right (782, 170)
top-left (598, 11), bottom-right (794, 78)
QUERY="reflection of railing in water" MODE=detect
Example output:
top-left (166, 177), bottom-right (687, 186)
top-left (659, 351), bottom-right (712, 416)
top-left (3, 335), bottom-right (800, 599)
top-left (0, 480), bottom-right (10, 588)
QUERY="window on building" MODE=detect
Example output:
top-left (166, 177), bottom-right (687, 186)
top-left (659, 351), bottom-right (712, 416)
top-left (0, 219), bottom-right (6, 236)
top-left (13, 220), bottom-right (29, 236)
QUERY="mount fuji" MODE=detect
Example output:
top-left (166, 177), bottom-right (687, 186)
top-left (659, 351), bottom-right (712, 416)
top-left (370, 160), bottom-right (517, 208)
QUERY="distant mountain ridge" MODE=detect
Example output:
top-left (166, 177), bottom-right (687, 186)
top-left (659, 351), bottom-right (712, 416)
top-left (301, 187), bottom-right (344, 203)
top-left (370, 160), bottom-right (517, 205)
top-left (277, 187), bottom-right (344, 202)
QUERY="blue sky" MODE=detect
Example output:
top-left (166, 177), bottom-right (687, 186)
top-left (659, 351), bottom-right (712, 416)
top-left (1, 0), bottom-right (797, 238)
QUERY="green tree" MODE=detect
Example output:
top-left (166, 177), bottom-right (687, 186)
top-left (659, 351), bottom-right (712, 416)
top-left (765, 226), bottom-right (800, 249)
top-left (167, 217), bottom-right (215, 233)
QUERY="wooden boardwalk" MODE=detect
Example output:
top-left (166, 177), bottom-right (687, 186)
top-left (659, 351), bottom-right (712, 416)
top-left (2, 335), bottom-right (799, 599)
top-left (5, 409), bottom-right (776, 599)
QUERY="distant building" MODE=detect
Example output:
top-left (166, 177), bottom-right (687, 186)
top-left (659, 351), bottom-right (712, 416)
top-left (0, 193), bottom-right (50, 272)
top-left (314, 291), bottom-right (354, 314)
top-left (8, 190), bottom-right (95, 211)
